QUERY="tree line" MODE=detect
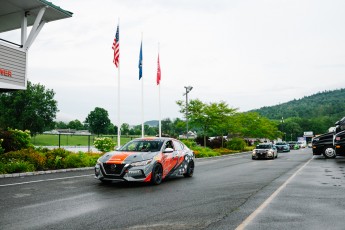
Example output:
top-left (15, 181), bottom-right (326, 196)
top-left (2, 81), bottom-right (340, 143)
top-left (251, 88), bottom-right (345, 137)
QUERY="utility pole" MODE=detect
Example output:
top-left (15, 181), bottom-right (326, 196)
top-left (183, 86), bottom-right (193, 138)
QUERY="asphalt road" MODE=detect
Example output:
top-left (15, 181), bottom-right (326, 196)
top-left (1, 148), bottom-right (344, 230)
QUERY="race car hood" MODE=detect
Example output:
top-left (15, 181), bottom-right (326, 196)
top-left (99, 151), bottom-right (158, 164)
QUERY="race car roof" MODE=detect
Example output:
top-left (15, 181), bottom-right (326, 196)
top-left (0, 0), bottom-right (73, 33)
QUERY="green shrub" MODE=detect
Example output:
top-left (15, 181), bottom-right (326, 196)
top-left (0, 160), bottom-right (35, 174)
top-left (64, 152), bottom-right (98, 168)
top-left (181, 139), bottom-right (198, 148)
top-left (180, 139), bottom-right (220, 158)
top-left (1, 148), bottom-right (46, 170)
top-left (192, 145), bottom-right (221, 158)
top-left (213, 148), bottom-right (239, 155)
top-left (0, 139), bottom-right (4, 154)
top-left (227, 138), bottom-right (247, 151)
top-left (94, 137), bottom-right (115, 152)
top-left (41, 148), bottom-right (71, 169)
top-left (0, 147), bottom-right (100, 174)
top-left (244, 146), bottom-right (255, 151)
top-left (0, 129), bottom-right (33, 153)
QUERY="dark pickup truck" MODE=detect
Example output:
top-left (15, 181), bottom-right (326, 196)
top-left (334, 122), bottom-right (345, 156)
top-left (312, 117), bottom-right (345, 158)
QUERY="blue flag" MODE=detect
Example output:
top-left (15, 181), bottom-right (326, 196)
top-left (138, 41), bottom-right (143, 80)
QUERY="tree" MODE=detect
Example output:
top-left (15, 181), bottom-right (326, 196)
top-left (55, 121), bottom-right (68, 129)
top-left (230, 112), bottom-right (280, 140)
top-left (282, 119), bottom-right (302, 141)
top-left (0, 81), bottom-right (58, 135)
top-left (177, 99), bottom-right (237, 147)
top-left (172, 118), bottom-right (186, 137)
top-left (85, 107), bottom-right (111, 135)
top-left (106, 123), bottom-right (117, 135)
top-left (121, 123), bottom-right (130, 136)
top-left (162, 118), bottom-right (173, 136)
top-left (68, 119), bottom-right (84, 130)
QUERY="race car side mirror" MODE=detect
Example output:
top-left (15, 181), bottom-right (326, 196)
top-left (163, 148), bottom-right (174, 153)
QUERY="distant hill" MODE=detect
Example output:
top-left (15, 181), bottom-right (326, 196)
top-left (144, 120), bottom-right (159, 127)
top-left (251, 88), bottom-right (345, 121)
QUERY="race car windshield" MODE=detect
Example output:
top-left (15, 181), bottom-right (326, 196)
top-left (119, 140), bottom-right (164, 152)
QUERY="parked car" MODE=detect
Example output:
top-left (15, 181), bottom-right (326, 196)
top-left (252, 143), bottom-right (278, 160)
top-left (288, 141), bottom-right (300, 150)
top-left (335, 130), bottom-right (345, 156)
top-left (312, 117), bottom-right (345, 158)
top-left (307, 142), bottom-right (312, 148)
top-left (275, 142), bottom-right (290, 152)
top-left (297, 141), bottom-right (306, 148)
top-left (94, 137), bottom-right (195, 185)
top-left (312, 132), bottom-right (335, 158)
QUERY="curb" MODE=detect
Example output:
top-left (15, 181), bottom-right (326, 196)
top-left (0, 167), bottom-right (94, 179)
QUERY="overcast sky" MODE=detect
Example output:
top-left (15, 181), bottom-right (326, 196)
top-left (2, 0), bottom-right (345, 126)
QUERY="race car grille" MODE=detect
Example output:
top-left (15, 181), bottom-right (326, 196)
top-left (256, 152), bottom-right (267, 158)
top-left (102, 163), bottom-right (125, 175)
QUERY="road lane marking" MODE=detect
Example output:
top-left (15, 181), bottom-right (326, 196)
top-left (0, 174), bottom-right (94, 187)
top-left (236, 157), bottom-right (313, 230)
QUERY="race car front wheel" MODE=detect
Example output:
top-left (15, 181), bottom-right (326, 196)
top-left (151, 164), bottom-right (163, 185)
top-left (183, 160), bottom-right (194, 178)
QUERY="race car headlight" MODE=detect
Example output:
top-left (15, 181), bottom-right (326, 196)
top-left (130, 159), bottom-right (152, 167)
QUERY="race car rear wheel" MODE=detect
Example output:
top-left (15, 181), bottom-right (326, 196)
top-left (183, 160), bottom-right (194, 178)
top-left (151, 164), bottom-right (163, 185)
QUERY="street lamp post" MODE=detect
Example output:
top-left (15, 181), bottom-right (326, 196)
top-left (281, 117), bottom-right (284, 141)
top-left (183, 86), bottom-right (193, 138)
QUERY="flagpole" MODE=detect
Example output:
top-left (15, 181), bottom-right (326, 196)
top-left (141, 70), bottom-right (144, 138)
top-left (117, 18), bottom-right (121, 148)
top-left (141, 32), bottom-right (144, 138)
top-left (118, 60), bottom-right (121, 147)
top-left (159, 83), bottom-right (161, 137)
top-left (158, 43), bottom-right (161, 138)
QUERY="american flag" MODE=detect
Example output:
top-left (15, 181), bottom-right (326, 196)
top-left (112, 25), bottom-right (119, 67)
top-left (157, 54), bottom-right (161, 85)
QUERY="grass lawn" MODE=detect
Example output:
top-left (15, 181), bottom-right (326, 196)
top-left (31, 134), bottom-right (139, 147)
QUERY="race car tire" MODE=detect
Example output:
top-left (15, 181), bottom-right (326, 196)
top-left (183, 160), bottom-right (194, 178)
top-left (151, 164), bottom-right (163, 185)
top-left (323, 146), bottom-right (336, 159)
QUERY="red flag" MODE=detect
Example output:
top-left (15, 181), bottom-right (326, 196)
top-left (156, 54), bottom-right (161, 85)
top-left (112, 25), bottom-right (120, 67)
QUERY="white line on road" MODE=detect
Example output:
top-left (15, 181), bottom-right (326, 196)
top-left (0, 174), bottom-right (94, 187)
top-left (235, 157), bottom-right (313, 230)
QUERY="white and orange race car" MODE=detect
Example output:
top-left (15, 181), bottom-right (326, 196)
top-left (95, 137), bottom-right (195, 185)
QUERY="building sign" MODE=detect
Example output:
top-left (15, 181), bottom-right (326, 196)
top-left (303, 131), bottom-right (314, 137)
top-left (0, 43), bottom-right (27, 90)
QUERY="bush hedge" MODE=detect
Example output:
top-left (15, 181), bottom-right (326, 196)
top-left (0, 147), bottom-right (100, 174)
top-left (0, 129), bottom-right (33, 153)
top-left (227, 138), bottom-right (247, 151)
